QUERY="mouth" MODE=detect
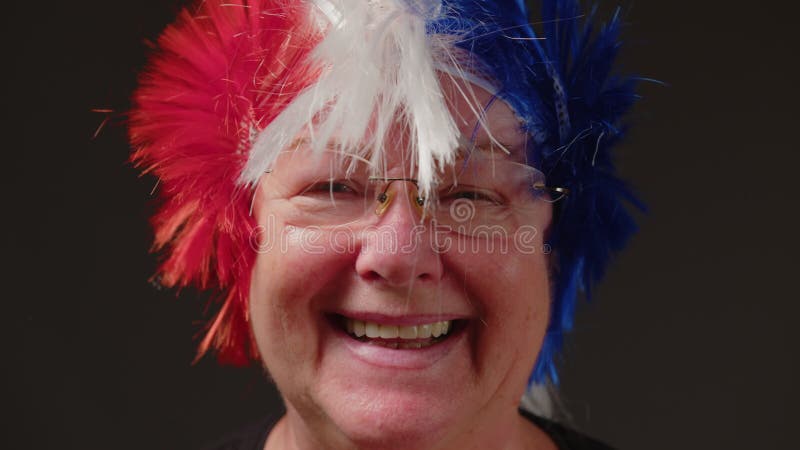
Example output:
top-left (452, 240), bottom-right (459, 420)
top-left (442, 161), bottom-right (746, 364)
top-left (330, 314), bottom-right (464, 349)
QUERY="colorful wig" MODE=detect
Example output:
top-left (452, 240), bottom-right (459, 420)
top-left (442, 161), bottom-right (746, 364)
top-left (130, 0), bottom-right (643, 384)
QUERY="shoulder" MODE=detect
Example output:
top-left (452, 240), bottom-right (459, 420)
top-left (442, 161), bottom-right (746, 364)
top-left (519, 409), bottom-right (616, 450)
top-left (198, 416), bottom-right (278, 450)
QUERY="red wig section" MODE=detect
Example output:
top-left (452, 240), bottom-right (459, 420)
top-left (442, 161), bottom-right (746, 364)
top-left (129, 0), bottom-right (322, 365)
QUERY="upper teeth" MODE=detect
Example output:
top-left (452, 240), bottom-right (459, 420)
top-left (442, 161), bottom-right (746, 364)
top-left (345, 319), bottom-right (452, 339)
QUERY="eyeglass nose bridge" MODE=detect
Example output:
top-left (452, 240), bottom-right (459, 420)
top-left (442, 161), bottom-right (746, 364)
top-left (370, 177), bottom-right (426, 217)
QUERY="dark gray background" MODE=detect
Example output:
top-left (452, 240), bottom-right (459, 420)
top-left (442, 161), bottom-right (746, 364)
top-left (3, 1), bottom-right (798, 449)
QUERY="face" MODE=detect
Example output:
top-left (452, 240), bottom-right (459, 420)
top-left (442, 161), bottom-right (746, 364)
top-left (249, 82), bottom-right (553, 449)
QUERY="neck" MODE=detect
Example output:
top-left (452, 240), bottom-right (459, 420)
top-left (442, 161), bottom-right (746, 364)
top-left (264, 403), bottom-right (557, 450)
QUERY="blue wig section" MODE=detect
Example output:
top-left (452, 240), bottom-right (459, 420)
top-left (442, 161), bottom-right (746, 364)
top-left (429, 0), bottom-right (644, 384)
top-left (428, 0), bottom-right (550, 143)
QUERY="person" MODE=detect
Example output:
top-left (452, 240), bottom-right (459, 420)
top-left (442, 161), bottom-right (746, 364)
top-left (129, 0), bottom-right (644, 448)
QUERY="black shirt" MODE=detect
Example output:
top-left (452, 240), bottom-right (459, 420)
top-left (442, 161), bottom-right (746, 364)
top-left (202, 409), bottom-right (615, 450)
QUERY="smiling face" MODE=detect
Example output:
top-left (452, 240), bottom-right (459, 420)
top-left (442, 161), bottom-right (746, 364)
top-left (249, 83), bottom-right (553, 449)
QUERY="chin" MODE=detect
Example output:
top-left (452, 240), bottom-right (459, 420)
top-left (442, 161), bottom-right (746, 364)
top-left (318, 386), bottom-right (466, 450)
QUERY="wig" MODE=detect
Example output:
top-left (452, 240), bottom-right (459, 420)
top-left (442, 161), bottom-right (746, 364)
top-left (130, 0), bottom-right (642, 384)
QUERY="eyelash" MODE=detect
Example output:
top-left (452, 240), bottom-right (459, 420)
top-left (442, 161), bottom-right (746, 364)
top-left (440, 187), bottom-right (502, 205)
top-left (302, 182), bottom-right (505, 206)
top-left (304, 181), bottom-right (359, 196)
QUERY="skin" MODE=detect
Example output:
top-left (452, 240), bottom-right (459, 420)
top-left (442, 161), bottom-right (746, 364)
top-left (249, 82), bottom-right (556, 450)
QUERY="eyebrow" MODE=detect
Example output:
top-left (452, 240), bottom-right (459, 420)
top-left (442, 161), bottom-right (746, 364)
top-left (285, 135), bottom-right (527, 167)
top-left (460, 139), bottom-right (530, 165)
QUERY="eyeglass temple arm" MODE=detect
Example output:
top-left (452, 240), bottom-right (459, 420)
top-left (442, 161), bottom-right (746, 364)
top-left (533, 183), bottom-right (570, 197)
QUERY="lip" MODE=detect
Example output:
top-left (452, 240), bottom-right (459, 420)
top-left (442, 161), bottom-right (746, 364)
top-left (326, 314), bottom-right (468, 370)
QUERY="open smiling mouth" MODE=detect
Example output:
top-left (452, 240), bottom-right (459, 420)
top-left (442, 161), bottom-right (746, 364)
top-left (332, 315), bottom-right (464, 349)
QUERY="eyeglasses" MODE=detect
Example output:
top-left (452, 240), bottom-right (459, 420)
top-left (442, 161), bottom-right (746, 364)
top-left (264, 150), bottom-right (568, 237)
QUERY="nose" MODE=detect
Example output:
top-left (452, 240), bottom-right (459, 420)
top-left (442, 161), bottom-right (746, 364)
top-left (355, 180), bottom-right (444, 287)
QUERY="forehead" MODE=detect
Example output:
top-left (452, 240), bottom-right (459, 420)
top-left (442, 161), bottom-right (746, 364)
top-left (372, 77), bottom-right (528, 170)
top-left (441, 77), bottom-right (526, 154)
top-left (277, 77), bottom-right (529, 173)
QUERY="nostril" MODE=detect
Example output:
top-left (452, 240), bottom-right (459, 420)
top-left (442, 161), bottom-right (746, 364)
top-left (416, 273), bottom-right (434, 282)
top-left (361, 270), bottom-right (383, 282)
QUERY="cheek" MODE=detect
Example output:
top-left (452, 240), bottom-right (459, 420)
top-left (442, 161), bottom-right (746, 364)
top-left (248, 224), bottom-right (356, 377)
top-left (487, 254), bottom-right (549, 341)
top-left (447, 248), bottom-right (550, 385)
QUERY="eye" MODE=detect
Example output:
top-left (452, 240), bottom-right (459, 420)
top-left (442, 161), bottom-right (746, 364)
top-left (302, 180), bottom-right (359, 196)
top-left (439, 186), bottom-right (503, 205)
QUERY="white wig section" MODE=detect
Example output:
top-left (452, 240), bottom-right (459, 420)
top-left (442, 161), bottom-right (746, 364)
top-left (520, 382), bottom-right (557, 419)
top-left (238, 0), bottom-right (495, 198)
